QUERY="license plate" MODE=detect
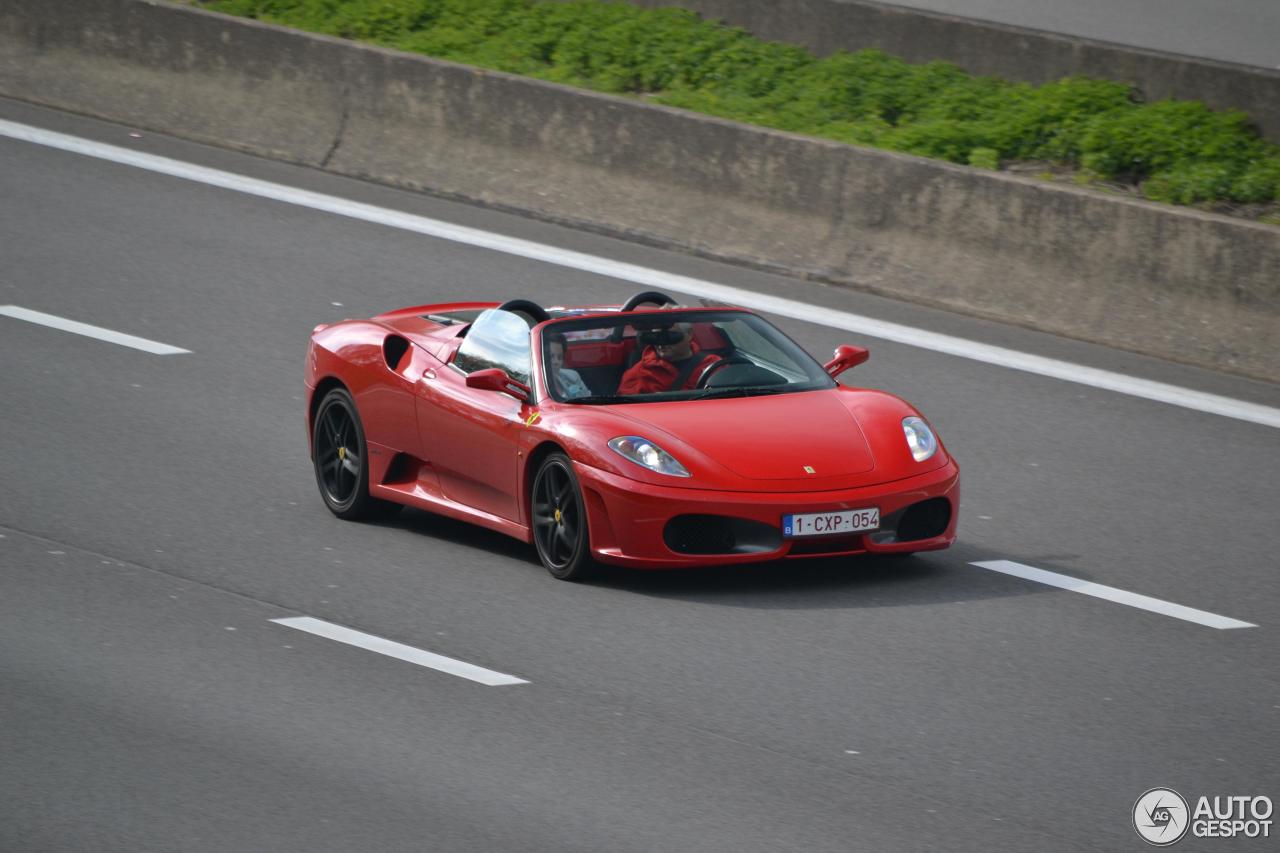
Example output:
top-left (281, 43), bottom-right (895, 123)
top-left (782, 508), bottom-right (879, 537)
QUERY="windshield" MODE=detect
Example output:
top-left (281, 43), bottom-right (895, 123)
top-left (540, 310), bottom-right (836, 404)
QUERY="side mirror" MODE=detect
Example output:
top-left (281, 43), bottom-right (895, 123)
top-left (466, 367), bottom-right (531, 401)
top-left (823, 344), bottom-right (869, 378)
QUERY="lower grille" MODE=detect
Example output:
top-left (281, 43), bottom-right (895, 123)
top-left (663, 515), bottom-right (783, 555)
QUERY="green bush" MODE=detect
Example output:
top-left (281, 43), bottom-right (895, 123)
top-left (1230, 156), bottom-right (1280, 203)
top-left (968, 147), bottom-right (999, 170)
top-left (204, 0), bottom-right (1279, 207)
top-left (1144, 164), bottom-right (1237, 205)
top-left (1080, 101), bottom-right (1266, 178)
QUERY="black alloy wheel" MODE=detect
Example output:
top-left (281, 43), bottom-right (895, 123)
top-left (531, 452), bottom-right (593, 580)
top-left (312, 387), bottom-right (399, 520)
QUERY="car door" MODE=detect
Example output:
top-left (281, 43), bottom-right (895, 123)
top-left (414, 309), bottom-right (531, 522)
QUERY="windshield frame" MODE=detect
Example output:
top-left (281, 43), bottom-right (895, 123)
top-left (535, 308), bottom-right (837, 404)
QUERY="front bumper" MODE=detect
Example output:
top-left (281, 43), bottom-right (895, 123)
top-left (574, 460), bottom-right (959, 569)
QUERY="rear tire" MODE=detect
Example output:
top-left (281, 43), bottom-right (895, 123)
top-left (312, 387), bottom-right (401, 521)
top-left (530, 452), bottom-right (594, 581)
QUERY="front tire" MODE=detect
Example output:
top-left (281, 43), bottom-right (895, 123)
top-left (312, 387), bottom-right (400, 521)
top-left (531, 452), bottom-right (594, 580)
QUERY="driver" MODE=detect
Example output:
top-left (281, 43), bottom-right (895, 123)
top-left (617, 322), bottom-right (721, 395)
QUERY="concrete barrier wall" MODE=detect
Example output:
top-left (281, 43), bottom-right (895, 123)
top-left (1, 0), bottom-right (1277, 380)
top-left (630, 0), bottom-right (1280, 143)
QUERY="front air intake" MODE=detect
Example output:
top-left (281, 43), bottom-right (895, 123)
top-left (895, 498), bottom-right (952, 542)
top-left (663, 515), bottom-right (783, 555)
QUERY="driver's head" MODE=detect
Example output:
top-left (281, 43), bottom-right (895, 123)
top-left (640, 320), bottom-right (701, 356)
top-left (655, 322), bottom-right (695, 362)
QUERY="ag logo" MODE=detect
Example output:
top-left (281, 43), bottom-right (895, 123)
top-left (1133, 788), bottom-right (1190, 845)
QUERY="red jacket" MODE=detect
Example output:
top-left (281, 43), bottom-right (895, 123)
top-left (617, 343), bottom-right (721, 395)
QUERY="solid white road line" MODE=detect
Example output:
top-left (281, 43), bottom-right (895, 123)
top-left (970, 560), bottom-right (1256, 630)
top-left (270, 616), bottom-right (530, 685)
top-left (0, 305), bottom-right (191, 354)
top-left (3, 119), bottom-right (1277, 429)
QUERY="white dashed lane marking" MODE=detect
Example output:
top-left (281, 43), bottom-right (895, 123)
top-left (0, 305), bottom-right (191, 354)
top-left (271, 616), bottom-right (530, 685)
top-left (971, 560), bottom-right (1256, 630)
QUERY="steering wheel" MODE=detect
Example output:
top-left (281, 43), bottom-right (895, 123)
top-left (496, 299), bottom-right (551, 325)
top-left (694, 355), bottom-right (755, 389)
top-left (620, 290), bottom-right (678, 312)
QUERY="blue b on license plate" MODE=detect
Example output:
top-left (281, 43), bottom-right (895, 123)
top-left (782, 508), bottom-right (880, 537)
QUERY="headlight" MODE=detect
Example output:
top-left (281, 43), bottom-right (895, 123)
top-left (902, 416), bottom-right (938, 462)
top-left (608, 436), bottom-right (691, 477)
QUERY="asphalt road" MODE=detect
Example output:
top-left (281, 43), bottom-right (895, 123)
top-left (877, 0), bottom-right (1280, 68)
top-left (2, 98), bottom-right (1278, 852)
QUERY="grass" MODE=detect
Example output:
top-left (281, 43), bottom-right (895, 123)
top-left (201, 0), bottom-right (1280, 212)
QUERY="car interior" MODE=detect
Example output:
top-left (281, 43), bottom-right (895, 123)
top-left (538, 292), bottom-right (792, 397)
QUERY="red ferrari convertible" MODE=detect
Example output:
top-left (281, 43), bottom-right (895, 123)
top-left (306, 291), bottom-right (958, 579)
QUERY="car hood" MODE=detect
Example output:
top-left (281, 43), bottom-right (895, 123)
top-left (609, 390), bottom-right (876, 482)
